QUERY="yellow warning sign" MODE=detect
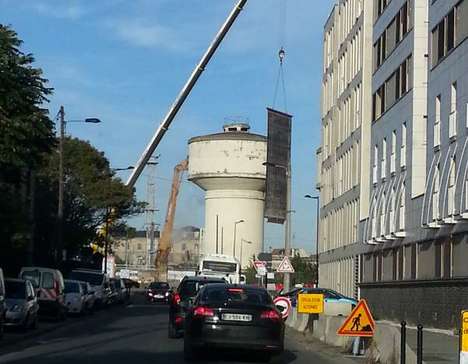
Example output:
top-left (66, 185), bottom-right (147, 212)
top-left (298, 294), bottom-right (324, 314)
top-left (462, 311), bottom-right (468, 352)
top-left (337, 299), bottom-right (375, 337)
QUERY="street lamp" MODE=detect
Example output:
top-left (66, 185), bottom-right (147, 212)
top-left (57, 106), bottom-right (102, 262)
top-left (103, 165), bottom-right (135, 274)
top-left (233, 219), bottom-right (245, 258)
top-left (240, 238), bottom-right (252, 271)
top-left (305, 194), bottom-right (320, 287)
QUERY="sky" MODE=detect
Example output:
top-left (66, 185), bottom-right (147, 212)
top-left (1, 0), bottom-right (334, 253)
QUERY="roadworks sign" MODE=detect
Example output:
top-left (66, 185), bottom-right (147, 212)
top-left (337, 299), bottom-right (375, 337)
top-left (276, 256), bottom-right (295, 273)
top-left (298, 293), bottom-right (324, 314)
top-left (461, 310), bottom-right (468, 364)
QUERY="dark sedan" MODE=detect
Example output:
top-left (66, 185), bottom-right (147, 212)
top-left (146, 282), bottom-right (171, 303)
top-left (168, 276), bottom-right (226, 338)
top-left (183, 284), bottom-right (284, 361)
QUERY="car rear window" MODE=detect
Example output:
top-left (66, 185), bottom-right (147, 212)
top-left (5, 281), bottom-right (26, 299)
top-left (149, 282), bottom-right (169, 289)
top-left (64, 282), bottom-right (80, 293)
top-left (179, 280), bottom-right (223, 299)
top-left (21, 270), bottom-right (40, 288)
top-left (202, 286), bottom-right (272, 305)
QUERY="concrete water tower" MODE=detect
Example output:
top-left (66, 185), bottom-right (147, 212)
top-left (188, 123), bottom-right (267, 268)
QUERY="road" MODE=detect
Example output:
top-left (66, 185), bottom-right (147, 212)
top-left (0, 293), bottom-right (357, 364)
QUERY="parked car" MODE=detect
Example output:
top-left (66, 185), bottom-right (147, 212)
top-left (280, 287), bottom-right (357, 316)
top-left (146, 281), bottom-right (171, 303)
top-left (168, 276), bottom-right (227, 338)
top-left (79, 281), bottom-right (95, 314)
top-left (69, 269), bottom-right (109, 308)
top-left (4, 279), bottom-right (39, 330)
top-left (64, 280), bottom-right (87, 315)
top-left (110, 278), bottom-right (129, 304)
top-left (184, 284), bottom-right (284, 361)
top-left (19, 267), bottom-right (66, 320)
top-left (107, 280), bottom-right (120, 305)
top-left (0, 268), bottom-right (6, 339)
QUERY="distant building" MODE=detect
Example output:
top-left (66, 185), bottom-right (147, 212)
top-left (169, 226), bottom-right (201, 268)
top-left (113, 230), bottom-right (159, 269)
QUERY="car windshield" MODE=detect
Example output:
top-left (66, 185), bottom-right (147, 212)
top-left (5, 281), bottom-right (26, 299)
top-left (20, 270), bottom-right (40, 288)
top-left (202, 286), bottom-right (272, 306)
top-left (179, 280), bottom-right (224, 299)
top-left (64, 282), bottom-right (80, 293)
top-left (149, 282), bottom-right (169, 289)
top-left (70, 271), bottom-right (104, 286)
top-left (201, 261), bottom-right (237, 273)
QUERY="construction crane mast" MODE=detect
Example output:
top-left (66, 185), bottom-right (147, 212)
top-left (154, 159), bottom-right (188, 281)
top-left (126, 0), bottom-right (247, 188)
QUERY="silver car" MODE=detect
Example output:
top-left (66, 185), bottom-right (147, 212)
top-left (4, 279), bottom-right (39, 330)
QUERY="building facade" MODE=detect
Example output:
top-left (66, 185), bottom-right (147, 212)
top-left (319, 0), bottom-right (468, 329)
top-left (317, 0), bottom-right (373, 299)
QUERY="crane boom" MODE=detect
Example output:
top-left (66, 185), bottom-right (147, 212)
top-left (154, 159), bottom-right (188, 281)
top-left (126, 0), bottom-right (248, 188)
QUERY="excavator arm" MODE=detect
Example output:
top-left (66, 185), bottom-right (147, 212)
top-left (154, 159), bottom-right (188, 281)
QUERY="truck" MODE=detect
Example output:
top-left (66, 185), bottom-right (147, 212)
top-left (197, 254), bottom-right (245, 284)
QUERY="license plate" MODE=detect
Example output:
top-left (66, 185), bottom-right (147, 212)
top-left (155, 294), bottom-right (164, 298)
top-left (221, 313), bottom-right (252, 322)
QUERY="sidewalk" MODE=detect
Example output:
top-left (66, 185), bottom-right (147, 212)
top-left (379, 321), bottom-right (459, 364)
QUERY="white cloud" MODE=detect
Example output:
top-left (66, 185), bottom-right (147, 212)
top-left (107, 18), bottom-right (193, 52)
top-left (30, 1), bottom-right (87, 20)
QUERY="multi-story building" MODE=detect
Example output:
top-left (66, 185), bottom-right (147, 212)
top-left (319, 0), bottom-right (468, 329)
top-left (317, 0), bottom-right (373, 299)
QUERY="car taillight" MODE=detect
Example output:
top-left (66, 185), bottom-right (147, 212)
top-left (172, 293), bottom-right (181, 305)
top-left (193, 306), bottom-right (214, 317)
top-left (261, 309), bottom-right (281, 321)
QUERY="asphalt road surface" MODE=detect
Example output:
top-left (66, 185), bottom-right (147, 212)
top-left (0, 293), bottom-right (357, 364)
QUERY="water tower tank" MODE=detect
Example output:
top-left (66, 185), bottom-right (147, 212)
top-left (188, 123), bottom-right (267, 268)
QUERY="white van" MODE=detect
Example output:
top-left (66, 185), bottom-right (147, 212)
top-left (0, 268), bottom-right (5, 338)
top-left (19, 267), bottom-right (66, 319)
top-left (69, 269), bottom-right (109, 307)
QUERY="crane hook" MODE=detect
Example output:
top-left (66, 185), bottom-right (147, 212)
top-left (278, 47), bottom-right (286, 65)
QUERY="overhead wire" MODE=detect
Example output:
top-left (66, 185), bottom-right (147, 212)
top-left (272, 0), bottom-right (288, 112)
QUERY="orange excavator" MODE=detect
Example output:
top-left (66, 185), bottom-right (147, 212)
top-left (154, 159), bottom-right (188, 281)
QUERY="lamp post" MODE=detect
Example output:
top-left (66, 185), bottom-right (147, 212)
top-left (57, 106), bottom-right (101, 262)
top-left (305, 194), bottom-right (320, 287)
top-left (240, 238), bottom-right (252, 271)
top-left (103, 166), bottom-right (134, 274)
top-left (233, 219), bottom-right (244, 258)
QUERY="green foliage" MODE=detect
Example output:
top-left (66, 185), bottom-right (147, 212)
top-left (291, 254), bottom-right (317, 286)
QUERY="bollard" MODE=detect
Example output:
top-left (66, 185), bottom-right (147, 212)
top-left (401, 321), bottom-right (406, 364)
top-left (417, 324), bottom-right (423, 364)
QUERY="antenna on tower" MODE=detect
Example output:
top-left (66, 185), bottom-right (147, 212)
top-left (146, 155), bottom-right (160, 270)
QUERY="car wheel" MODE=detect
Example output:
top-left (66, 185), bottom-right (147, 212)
top-left (183, 339), bottom-right (198, 361)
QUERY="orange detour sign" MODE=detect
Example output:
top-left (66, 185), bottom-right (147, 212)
top-left (337, 299), bottom-right (376, 337)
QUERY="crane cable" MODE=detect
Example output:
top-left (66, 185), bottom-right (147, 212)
top-left (272, 0), bottom-right (288, 112)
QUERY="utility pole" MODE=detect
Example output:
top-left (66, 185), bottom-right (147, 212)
top-left (57, 106), bottom-right (65, 263)
top-left (284, 166), bottom-right (292, 291)
top-left (145, 156), bottom-right (159, 270)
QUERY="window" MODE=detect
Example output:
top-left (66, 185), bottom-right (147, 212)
top-left (447, 9), bottom-right (455, 52)
top-left (390, 186), bottom-right (396, 232)
top-left (373, 145), bottom-right (378, 183)
top-left (401, 123), bottom-right (407, 168)
top-left (380, 192), bottom-right (386, 235)
top-left (399, 182), bottom-right (406, 230)
top-left (372, 196), bottom-right (378, 237)
top-left (137, 243), bottom-right (142, 250)
top-left (448, 157), bottom-right (456, 214)
top-left (433, 165), bottom-right (440, 220)
top-left (449, 82), bottom-right (457, 138)
top-left (391, 130), bottom-right (396, 173)
top-left (375, 0), bottom-right (392, 20)
top-left (373, 55), bottom-right (412, 121)
top-left (457, 0), bottom-right (468, 46)
top-left (381, 138), bottom-right (387, 179)
top-left (434, 95), bottom-right (441, 147)
top-left (442, 241), bottom-right (452, 278)
top-left (42, 272), bottom-right (54, 289)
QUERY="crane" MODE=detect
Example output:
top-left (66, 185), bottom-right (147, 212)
top-left (154, 159), bottom-right (188, 281)
top-left (126, 0), bottom-right (247, 188)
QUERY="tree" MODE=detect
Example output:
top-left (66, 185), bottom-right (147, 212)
top-left (35, 137), bottom-right (144, 266)
top-left (0, 25), bottom-right (55, 273)
top-left (291, 254), bottom-right (317, 286)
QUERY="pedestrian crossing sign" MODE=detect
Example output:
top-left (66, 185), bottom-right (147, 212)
top-left (337, 299), bottom-right (375, 337)
top-left (276, 256), bottom-right (295, 273)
